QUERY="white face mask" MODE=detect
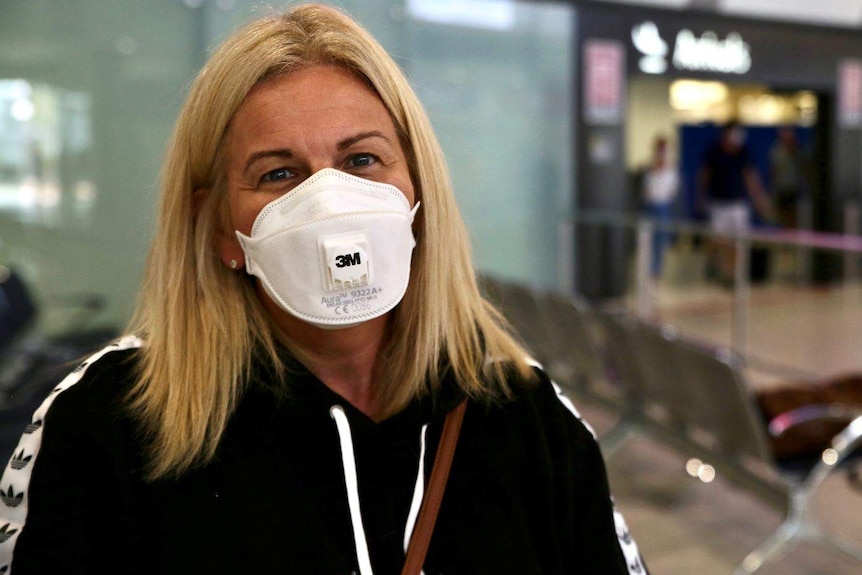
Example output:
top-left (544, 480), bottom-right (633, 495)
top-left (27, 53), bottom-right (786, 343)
top-left (236, 168), bottom-right (419, 329)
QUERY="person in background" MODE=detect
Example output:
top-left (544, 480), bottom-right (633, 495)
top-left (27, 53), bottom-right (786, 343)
top-left (642, 135), bottom-right (679, 280)
top-left (770, 126), bottom-right (811, 230)
top-left (0, 4), bottom-right (646, 574)
top-left (698, 120), bottom-right (774, 282)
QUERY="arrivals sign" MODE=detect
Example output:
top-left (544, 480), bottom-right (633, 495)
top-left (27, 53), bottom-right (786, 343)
top-left (631, 21), bottom-right (751, 76)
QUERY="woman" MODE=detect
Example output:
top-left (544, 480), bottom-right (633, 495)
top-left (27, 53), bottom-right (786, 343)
top-left (0, 5), bottom-right (645, 574)
top-left (642, 135), bottom-right (679, 280)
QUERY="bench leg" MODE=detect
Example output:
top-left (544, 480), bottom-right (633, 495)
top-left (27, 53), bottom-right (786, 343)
top-left (735, 484), bottom-right (862, 574)
top-left (599, 419), bottom-right (638, 459)
top-left (734, 519), bottom-right (799, 575)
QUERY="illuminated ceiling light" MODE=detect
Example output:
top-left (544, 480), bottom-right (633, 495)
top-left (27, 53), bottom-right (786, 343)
top-left (738, 94), bottom-right (756, 114)
top-left (595, 0), bottom-right (690, 6)
top-left (719, 0), bottom-right (862, 28)
top-left (0, 79), bottom-right (32, 101)
top-left (670, 80), bottom-right (729, 110)
top-left (407, 0), bottom-right (515, 31)
top-left (759, 94), bottom-right (781, 117)
top-left (10, 97), bottom-right (35, 121)
top-left (796, 91), bottom-right (818, 110)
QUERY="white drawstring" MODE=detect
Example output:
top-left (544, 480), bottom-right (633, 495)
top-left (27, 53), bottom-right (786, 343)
top-left (331, 406), bottom-right (374, 575)
top-left (330, 405), bottom-right (428, 575)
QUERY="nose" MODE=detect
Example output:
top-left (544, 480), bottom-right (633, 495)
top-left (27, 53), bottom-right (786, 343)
top-left (306, 159), bottom-right (340, 177)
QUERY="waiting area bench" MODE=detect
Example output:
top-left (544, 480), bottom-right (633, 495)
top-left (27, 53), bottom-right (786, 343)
top-left (480, 275), bottom-right (862, 574)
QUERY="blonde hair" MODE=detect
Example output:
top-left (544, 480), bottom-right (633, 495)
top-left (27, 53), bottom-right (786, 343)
top-left (127, 3), bottom-right (534, 480)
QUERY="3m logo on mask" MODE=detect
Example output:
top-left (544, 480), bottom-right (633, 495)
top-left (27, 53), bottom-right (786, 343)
top-left (335, 252), bottom-right (361, 268)
top-left (322, 233), bottom-right (371, 291)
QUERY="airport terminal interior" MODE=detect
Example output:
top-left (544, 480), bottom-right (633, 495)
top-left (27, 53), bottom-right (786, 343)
top-left (3, 0), bottom-right (862, 573)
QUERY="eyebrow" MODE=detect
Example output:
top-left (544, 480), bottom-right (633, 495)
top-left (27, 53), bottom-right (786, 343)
top-left (242, 131), bottom-right (393, 179)
top-left (336, 130), bottom-right (391, 151)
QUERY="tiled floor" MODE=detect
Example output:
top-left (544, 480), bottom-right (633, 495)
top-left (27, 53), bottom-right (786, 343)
top-left (597, 274), bottom-right (862, 574)
top-left (581, 401), bottom-right (862, 575)
top-left (656, 282), bottom-right (862, 387)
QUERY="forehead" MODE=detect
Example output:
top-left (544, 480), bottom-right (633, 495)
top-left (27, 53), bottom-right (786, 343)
top-left (228, 65), bottom-right (397, 147)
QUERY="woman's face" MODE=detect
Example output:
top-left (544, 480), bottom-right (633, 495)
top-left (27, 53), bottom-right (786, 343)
top-left (218, 64), bottom-right (415, 269)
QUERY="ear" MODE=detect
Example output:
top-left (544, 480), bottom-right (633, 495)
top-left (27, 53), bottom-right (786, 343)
top-left (217, 230), bottom-right (245, 270)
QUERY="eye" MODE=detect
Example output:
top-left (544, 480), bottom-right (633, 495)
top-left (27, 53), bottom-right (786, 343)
top-left (347, 153), bottom-right (377, 169)
top-left (260, 168), bottom-right (293, 184)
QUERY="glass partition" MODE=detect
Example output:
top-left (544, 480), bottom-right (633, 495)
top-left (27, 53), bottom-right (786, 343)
top-left (573, 209), bottom-right (862, 387)
top-left (0, 0), bottom-right (200, 332)
top-left (0, 0), bottom-right (575, 334)
top-left (404, 1), bottom-right (574, 288)
top-left (0, 80), bottom-right (94, 228)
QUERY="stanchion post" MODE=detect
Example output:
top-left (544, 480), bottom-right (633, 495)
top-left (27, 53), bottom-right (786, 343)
top-left (733, 234), bottom-right (751, 359)
top-left (636, 218), bottom-right (654, 318)
top-left (844, 199), bottom-right (860, 284)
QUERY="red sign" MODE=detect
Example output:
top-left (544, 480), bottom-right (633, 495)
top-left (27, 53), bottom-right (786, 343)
top-left (584, 40), bottom-right (625, 125)
top-left (838, 59), bottom-right (862, 128)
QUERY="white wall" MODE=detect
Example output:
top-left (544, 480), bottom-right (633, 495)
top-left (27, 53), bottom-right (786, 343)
top-left (626, 75), bottom-right (677, 172)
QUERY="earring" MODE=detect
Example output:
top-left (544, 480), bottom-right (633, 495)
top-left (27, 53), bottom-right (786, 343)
top-left (229, 259), bottom-right (238, 269)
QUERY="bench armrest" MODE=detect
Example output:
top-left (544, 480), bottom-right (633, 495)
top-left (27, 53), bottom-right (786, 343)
top-left (768, 403), bottom-right (862, 439)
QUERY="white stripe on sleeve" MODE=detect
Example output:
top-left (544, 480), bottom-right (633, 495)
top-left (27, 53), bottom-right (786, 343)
top-left (0, 335), bottom-right (143, 574)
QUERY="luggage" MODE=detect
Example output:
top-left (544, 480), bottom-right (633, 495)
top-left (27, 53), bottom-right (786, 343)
top-left (756, 373), bottom-right (862, 464)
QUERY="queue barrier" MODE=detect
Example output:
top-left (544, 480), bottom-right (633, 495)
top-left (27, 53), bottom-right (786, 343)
top-left (568, 210), bottom-right (862, 361)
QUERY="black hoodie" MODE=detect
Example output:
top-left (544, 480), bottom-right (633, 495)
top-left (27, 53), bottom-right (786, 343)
top-left (0, 336), bottom-right (646, 574)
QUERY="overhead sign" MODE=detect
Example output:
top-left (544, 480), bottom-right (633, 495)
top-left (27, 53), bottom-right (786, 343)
top-left (631, 21), bottom-right (751, 76)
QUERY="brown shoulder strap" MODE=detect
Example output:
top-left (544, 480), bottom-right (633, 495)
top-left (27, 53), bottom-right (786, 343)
top-left (401, 399), bottom-right (468, 575)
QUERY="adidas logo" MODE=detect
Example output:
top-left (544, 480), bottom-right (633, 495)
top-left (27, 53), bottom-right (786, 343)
top-left (10, 450), bottom-right (32, 470)
top-left (0, 523), bottom-right (18, 543)
top-left (618, 528), bottom-right (633, 545)
top-left (0, 485), bottom-right (23, 508)
top-left (23, 419), bottom-right (42, 434)
top-left (71, 361), bottom-right (89, 374)
top-left (629, 556), bottom-right (643, 573)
